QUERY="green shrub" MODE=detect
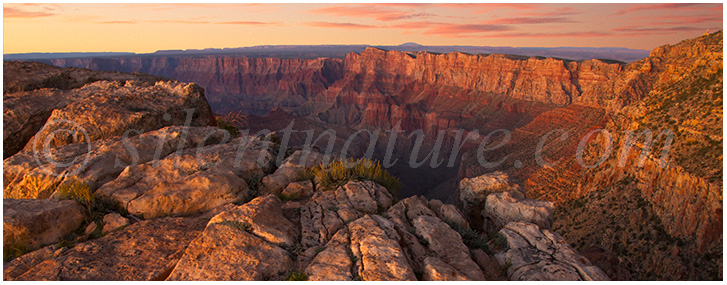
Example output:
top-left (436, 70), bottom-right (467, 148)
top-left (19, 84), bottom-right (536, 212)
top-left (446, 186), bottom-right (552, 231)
top-left (450, 223), bottom-right (490, 253)
top-left (3, 241), bottom-right (28, 261)
top-left (245, 175), bottom-right (263, 200)
top-left (493, 232), bottom-right (508, 249)
top-left (295, 167), bottom-right (316, 182)
top-left (276, 192), bottom-right (299, 202)
top-left (285, 271), bottom-right (308, 281)
top-left (56, 177), bottom-right (126, 222)
top-left (311, 158), bottom-right (401, 197)
top-left (264, 132), bottom-right (282, 145)
top-left (216, 118), bottom-right (239, 137)
top-left (57, 178), bottom-right (94, 209)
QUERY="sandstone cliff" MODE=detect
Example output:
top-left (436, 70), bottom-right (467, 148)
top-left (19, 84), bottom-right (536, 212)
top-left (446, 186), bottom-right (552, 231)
top-left (528, 31), bottom-right (723, 280)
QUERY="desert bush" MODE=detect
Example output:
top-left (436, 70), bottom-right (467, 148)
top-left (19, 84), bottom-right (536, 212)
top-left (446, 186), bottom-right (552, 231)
top-left (285, 271), bottom-right (308, 281)
top-left (311, 158), bottom-right (401, 197)
top-left (57, 178), bottom-right (94, 209)
top-left (216, 118), bottom-right (239, 137)
top-left (295, 167), bottom-right (316, 182)
top-left (245, 174), bottom-right (263, 200)
top-left (450, 223), bottom-right (490, 253)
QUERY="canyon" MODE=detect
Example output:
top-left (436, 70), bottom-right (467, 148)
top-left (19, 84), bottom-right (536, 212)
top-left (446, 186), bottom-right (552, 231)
top-left (3, 31), bottom-right (723, 280)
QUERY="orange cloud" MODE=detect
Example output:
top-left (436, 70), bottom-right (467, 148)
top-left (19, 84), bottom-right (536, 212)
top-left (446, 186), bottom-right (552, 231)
top-left (304, 22), bottom-right (378, 29)
top-left (217, 21), bottom-right (283, 26)
top-left (516, 7), bottom-right (580, 17)
top-left (487, 17), bottom-right (575, 25)
top-left (477, 31), bottom-right (613, 39)
top-left (309, 5), bottom-right (433, 22)
top-left (99, 20), bottom-right (138, 24)
top-left (437, 3), bottom-right (539, 14)
top-left (422, 23), bottom-right (512, 36)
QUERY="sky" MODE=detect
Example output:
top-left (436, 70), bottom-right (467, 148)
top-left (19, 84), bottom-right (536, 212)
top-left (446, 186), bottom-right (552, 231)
top-left (3, 2), bottom-right (723, 54)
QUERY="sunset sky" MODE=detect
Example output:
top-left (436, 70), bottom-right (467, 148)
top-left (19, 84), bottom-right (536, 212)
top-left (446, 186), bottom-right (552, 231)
top-left (3, 3), bottom-right (723, 54)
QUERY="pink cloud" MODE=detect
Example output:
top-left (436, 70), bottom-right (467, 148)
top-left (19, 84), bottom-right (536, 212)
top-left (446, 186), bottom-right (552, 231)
top-left (643, 14), bottom-right (723, 25)
top-left (390, 21), bottom-right (438, 30)
top-left (309, 5), bottom-right (433, 22)
top-left (487, 17), bottom-right (575, 25)
top-left (516, 7), bottom-right (580, 17)
top-left (613, 26), bottom-right (708, 34)
top-left (436, 3), bottom-right (539, 14)
top-left (477, 31), bottom-right (613, 39)
top-left (217, 21), bottom-right (283, 26)
top-left (616, 3), bottom-right (721, 15)
top-left (4, 6), bottom-right (55, 18)
top-left (304, 21), bottom-right (378, 29)
top-left (422, 23), bottom-right (512, 36)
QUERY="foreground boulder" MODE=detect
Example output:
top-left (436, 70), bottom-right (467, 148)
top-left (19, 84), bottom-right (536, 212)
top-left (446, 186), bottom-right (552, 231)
top-left (305, 228), bottom-right (354, 281)
top-left (495, 222), bottom-right (610, 281)
top-left (459, 171), bottom-right (521, 218)
top-left (167, 195), bottom-right (295, 281)
top-left (299, 181), bottom-right (486, 281)
top-left (3, 61), bottom-right (168, 158)
top-left (13, 217), bottom-right (206, 281)
top-left (348, 215), bottom-right (417, 281)
top-left (4, 126), bottom-right (227, 199)
top-left (261, 150), bottom-right (327, 194)
top-left (483, 191), bottom-right (555, 231)
top-left (3, 199), bottom-right (85, 254)
top-left (97, 135), bottom-right (273, 218)
top-left (22, 80), bottom-right (215, 153)
top-left (413, 215), bottom-right (485, 280)
top-left (300, 180), bottom-right (394, 249)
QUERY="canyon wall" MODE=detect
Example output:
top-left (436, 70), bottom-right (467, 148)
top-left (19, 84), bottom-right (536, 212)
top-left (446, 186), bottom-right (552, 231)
top-left (44, 48), bottom-right (622, 135)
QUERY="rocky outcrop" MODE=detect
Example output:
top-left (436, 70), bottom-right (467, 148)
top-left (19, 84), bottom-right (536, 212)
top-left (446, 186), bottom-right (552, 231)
top-left (413, 215), bottom-right (485, 280)
top-left (422, 256), bottom-right (470, 281)
top-left (2, 61), bottom-right (169, 158)
top-left (4, 126), bottom-right (227, 199)
top-left (459, 171), bottom-right (522, 225)
top-left (167, 196), bottom-right (295, 280)
top-left (97, 135), bottom-right (273, 218)
top-left (348, 215), bottom-right (417, 281)
top-left (300, 180), bottom-right (393, 249)
top-left (22, 80), bottom-right (215, 153)
top-left (261, 150), bottom-right (327, 194)
top-left (101, 213), bottom-right (129, 234)
top-left (483, 191), bottom-right (555, 231)
top-left (495, 222), bottom-right (609, 281)
top-left (3, 62), bottom-right (215, 159)
top-left (3, 199), bottom-right (86, 253)
top-left (428, 199), bottom-right (469, 229)
top-left (3, 244), bottom-right (60, 280)
top-left (305, 228), bottom-right (354, 281)
top-left (13, 217), bottom-right (206, 281)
